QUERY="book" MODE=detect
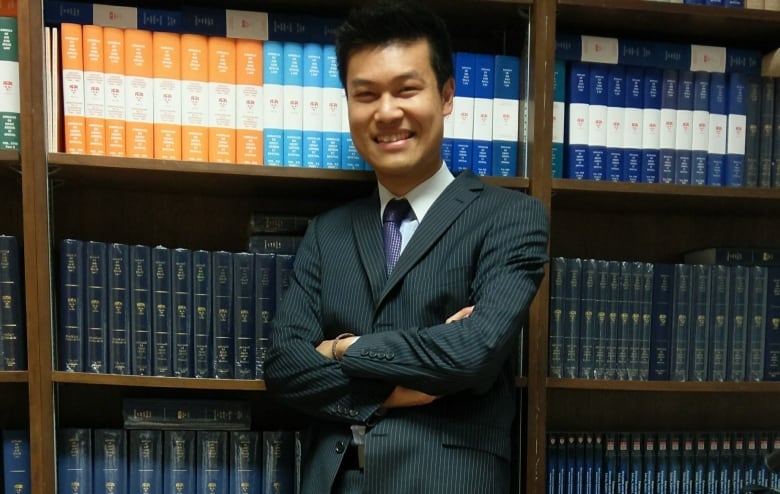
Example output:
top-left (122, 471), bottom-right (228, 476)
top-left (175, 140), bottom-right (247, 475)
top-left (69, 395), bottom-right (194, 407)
top-left (302, 42), bottom-right (323, 169)
top-left (604, 260), bottom-right (622, 380)
top-left (58, 428), bottom-right (92, 494)
top-left (757, 77), bottom-right (776, 186)
top-left (690, 71), bottom-right (710, 185)
top-left (164, 430), bottom-right (196, 494)
top-left (263, 431), bottom-right (296, 494)
top-left (623, 67), bottom-right (644, 183)
top-left (492, 54), bottom-right (521, 177)
top-left (107, 243), bottom-right (130, 375)
top-left (708, 264), bottom-right (730, 381)
top-left (235, 38), bottom-right (263, 165)
top-left (763, 267), bottom-right (780, 381)
top-left (233, 252), bottom-right (255, 379)
top-left (321, 44), bottom-right (341, 170)
top-left (688, 264), bottom-right (711, 381)
top-left (282, 41), bottom-right (303, 167)
top-left (208, 36), bottom-right (237, 163)
top-left (587, 63), bottom-right (608, 180)
top-left (743, 78), bottom-right (760, 186)
top-left (92, 4), bottom-right (137, 28)
top-left (248, 213), bottom-right (310, 236)
top-left (0, 19), bottom-right (22, 152)
top-left (152, 31), bottom-right (182, 160)
top-left (60, 22), bottom-right (86, 154)
top-left (773, 77), bottom-right (780, 187)
top-left (152, 245), bottom-right (173, 377)
top-left (670, 263), bottom-right (692, 381)
top-left (85, 240), bottom-right (108, 373)
top-left (81, 23), bottom-right (105, 155)
top-left (212, 251), bottom-right (234, 379)
top-left (103, 26), bottom-right (125, 156)
top-left (128, 430), bottom-right (162, 494)
top-left (639, 262), bottom-right (654, 381)
top-left (192, 249), bottom-right (212, 378)
top-left (124, 28), bottom-right (154, 158)
top-left (562, 257), bottom-right (581, 379)
top-left (452, 52), bottom-right (476, 174)
top-left (566, 62), bottom-right (589, 179)
top-left (471, 53), bottom-right (493, 177)
top-left (747, 265), bottom-right (768, 381)
top-left (578, 258), bottom-right (597, 379)
top-left (593, 259), bottom-right (611, 379)
top-left (137, 8), bottom-right (182, 33)
top-left (615, 261), bottom-right (633, 380)
top-left (551, 59), bottom-right (566, 178)
top-left (2, 429), bottom-right (30, 494)
top-left (606, 64), bottom-right (626, 182)
top-left (197, 430), bottom-right (229, 494)
top-left (706, 72), bottom-right (728, 185)
top-left (684, 246), bottom-right (780, 266)
top-left (130, 244), bottom-right (152, 376)
top-left (659, 69), bottom-right (678, 184)
top-left (674, 70), bottom-right (695, 185)
top-left (123, 398), bottom-right (251, 430)
top-left (725, 72), bottom-right (748, 186)
top-left (181, 33), bottom-right (210, 161)
top-left (248, 235), bottom-right (302, 255)
top-left (262, 40), bottom-right (284, 166)
top-left (172, 248), bottom-right (193, 378)
top-left (548, 257), bottom-right (565, 378)
top-left (93, 429), bottom-right (127, 494)
top-left (0, 235), bottom-right (24, 370)
top-left (728, 265), bottom-right (750, 381)
top-left (57, 239), bottom-right (86, 372)
top-left (641, 68), bottom-right (663, 183)
top-left (231, 431), bottom-right (261, 494)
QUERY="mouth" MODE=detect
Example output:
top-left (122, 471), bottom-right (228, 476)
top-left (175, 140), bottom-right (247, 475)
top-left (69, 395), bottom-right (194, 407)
top-left (374, 131), bottom-right (413, 144)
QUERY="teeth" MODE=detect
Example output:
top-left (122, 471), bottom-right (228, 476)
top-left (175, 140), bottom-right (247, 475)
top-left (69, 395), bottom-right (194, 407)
top-left (376, 133), bottom-right (408, 143)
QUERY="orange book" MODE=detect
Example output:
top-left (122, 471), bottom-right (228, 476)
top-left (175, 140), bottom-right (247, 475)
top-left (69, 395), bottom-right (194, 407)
top-left (123, 28), bottom-right (153, 158)
top-left (180, 33), bottom-right (209, 162)
top-left (152, 31), bottom-right (181, 160)
top-left (0, 0), bottom-right (17, 17)
top-left (208, 36), bottom-right (236, 163)
top-left (60, 23), bottom-right (86, 155)
top-left (103, 27), bottom-right (125, 157)
top-left (82, 24), bottom-right (105, 155)
top-left (235, 39), bottom-right (263, 165)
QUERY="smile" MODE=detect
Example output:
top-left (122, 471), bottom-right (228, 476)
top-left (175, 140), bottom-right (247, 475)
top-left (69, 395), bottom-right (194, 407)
top-left (375, 132), bottom-right (413, 143)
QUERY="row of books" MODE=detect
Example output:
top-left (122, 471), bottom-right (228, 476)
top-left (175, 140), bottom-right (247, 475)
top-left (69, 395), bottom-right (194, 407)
top-left (547, 431), bottom-right (780, 494)
top-left (58, 427), bottom-right (299, 494)
top-left (0, 235), bottom-right (25, 370)
top-left (548, 258), bottom-right (780, 382)
top-left (56, 239), bottom-right (296, 379)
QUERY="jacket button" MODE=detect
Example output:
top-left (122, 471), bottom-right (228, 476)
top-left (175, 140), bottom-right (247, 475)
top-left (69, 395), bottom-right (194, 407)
top-left (336, 441), bottom-right (346, 454)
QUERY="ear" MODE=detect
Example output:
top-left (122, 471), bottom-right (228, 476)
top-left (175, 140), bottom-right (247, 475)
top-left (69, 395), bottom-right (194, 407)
top-left (441, 77), bottom-right (455, 116)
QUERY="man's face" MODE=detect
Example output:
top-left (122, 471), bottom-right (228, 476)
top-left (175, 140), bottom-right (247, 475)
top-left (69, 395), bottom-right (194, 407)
top-left (345, 39), bottom-right (454, 195)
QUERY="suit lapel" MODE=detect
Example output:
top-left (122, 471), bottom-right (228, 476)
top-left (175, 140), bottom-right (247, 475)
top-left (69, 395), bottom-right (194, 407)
top-left (351, 191), bottom-right (387, 304)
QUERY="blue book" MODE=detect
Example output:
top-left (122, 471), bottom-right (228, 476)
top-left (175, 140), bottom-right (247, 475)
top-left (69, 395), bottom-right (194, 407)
top-left (129, 430), bottom-right (162, 494)
top-left (172, 248), bottom-right (193, 377)
top-left (641, 68), bottom-right (663, 183)
top-left (107, 243), bottom-right (130, 375)
top-left (630, 434), bottom-right (644, 494)
top-left (263, 431), bottom-right (296, 494)
top-left (198, 431), bottom-right (229, 494)
top-left (705, 72), bottom-right (728, 186)
top-left (43, 0), bottom-right (93, 25)
top-left (575, 434), bottom-right (586, 494)
top-left (180, 6), bottom-right (226, 37)
top-left (606, 65), bottom-right (626, 182)
top-left (584, 434), bottom-right (595, 494)
top-left (302, 42), bottom-right (323, 169)
top-left (727, 265), bottom-right (750, 382)
top-left (693, 434), bottom-right (707, 494)
top-left (763, 267), bottom-right (780, 381)
top-left (562, 258), bottom-right (582, 379)
top-left (670, 264), bottom-right (692, 382)
top-left (732, 433), bottom-right (746, 493)
top-left (623, 67), bottom-right (644, 183)
top-left (85, 240), bottom-right (108, 373)
top-left (747, 266), bottom-right (768, 381)
top-left (152, 245), bottom-right (173, 377)
top-left (628, 262), bottom-right (646, 381)
top-left (639, 262), bottom-right (655, 381)
top-left (193, 249), bottom-right (213, 378)
top-left (233, 252), bottom-right (255, 379)
top-left (578, 259), bottom-right (597, 379)
top-left (254, 252), bottom-right (275, 380)
top-left (691, 72), bottom-right (711, 185)
top-left (164, 430), bottom-right (196, 494)
top-left (213, 251), bottom-right (234, 379)
top-left (616, 261), bottom-right (633, 380)
top-left (659, 69), bottom-right (679, 184)
top-left (688, 264), bottom-right (712, 381)
top-left (757, 77), bottom-right (775, 187)
top-left (2, 430), bottom-right (30, 494)
top-left (725, 72), bottom-right (748, 186)
top-left (471, 53), bottom-right (493, 177)
top-left (592, 260), bottom-right (610, 380)
top-left (130, 245), bottom-right (152, 376)
top-left (282, 42), bottom-right (304, 167)
top-left (321, 44), bottom-right (342, 170)
top-left (604, 434), bottom-right (617, 494)
top-left (452, 52), bottom-right (476, 174)
top-left (705, 434), bottom-right (720, 494)
top-left (547, 434), bottom-right (559, 494)
top-left (772, 79), bottom-right (780, 188)
top-left (267, 12), bottom-right (340, 44)
top-left (123, 398), bottom-right (251, 430)
top-left (718, 434), bottom-right (733, 494)
top-left (262, 41), bottom-right (284, 166)
top-left (137, 8), bottom-right (181, 32)
top-left (556, 434), bottom-right (566, 494)
top-left (566, 62), bottom-right (589, 179)
top-left (657, 434), bottom-right (669, 494)
top-left (708, 264), bottom-right (730, 382)
top-left (743, 77), bottom-right (761, 187)
top-left (565, 435), bottom-right (575, 494)
top-left (0, 235), bottom-right (25, 370)
top-left (587, 64), bottom-right (609, 181)
top-left (674, 70), bottom-right (695, 185)
top-left (230, 431), bottom-right (261, 494)
top-left (681, 433), bottom-right (695, 494)
top-left (605, 261), bottom-right (622, 380)
top-left (94, 429), bottom-right (127, 494)
top-left (275, 254), bottom-right (295, 307)
top-left (548, 257), bottom-right (565, 378)
top-left (644, 434), bottom-right (657, 494)
top-left (58, 239), bottom-right (86, 372)
top-left (669, 434), bottom-right (682, 494)
top-left (617, 433), bottom-right (630, 494)
top-left (552, 60), bottom-right (567, 179)
top-left (57, 428), bottom-right (92, 494)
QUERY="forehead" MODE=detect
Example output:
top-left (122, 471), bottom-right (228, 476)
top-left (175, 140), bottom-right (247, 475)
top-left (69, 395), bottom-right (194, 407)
top-left (346, 39), bottom-right (434, 82)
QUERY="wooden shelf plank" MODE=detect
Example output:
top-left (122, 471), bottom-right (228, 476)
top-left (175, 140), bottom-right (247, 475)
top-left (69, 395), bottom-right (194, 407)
top-left (0, 371), bottom-right (28, 383)
top-left (52, 371), bottom-right (266, 391)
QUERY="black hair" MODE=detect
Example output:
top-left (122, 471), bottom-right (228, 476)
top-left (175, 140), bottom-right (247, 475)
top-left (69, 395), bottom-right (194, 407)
top-left (335, 0), bottom-right (454, 91)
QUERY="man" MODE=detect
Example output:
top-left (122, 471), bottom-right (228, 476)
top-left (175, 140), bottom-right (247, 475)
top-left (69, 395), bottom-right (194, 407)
top-left (263, 1), bottom-right (549, 492)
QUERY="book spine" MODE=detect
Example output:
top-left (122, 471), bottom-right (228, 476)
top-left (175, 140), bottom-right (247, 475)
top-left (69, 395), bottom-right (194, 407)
top-left (639, 262), bottom-right (655, 381)
top-left (198, 430), bottom-right (229, 494)
top-left (213, 251), bottom-right (234, 379)
top-left (164, 430), bottom-right (196, 494)
top-left (615, 261), bottom-right (633, 380)
top-left (644, 434), bottom-right (657, 494)
top-left (492, 54), bottom-right (521, 177)
top-left (587, 63), bottom-right (608, 181)
top-left (548, 257), bottom-right (565, 378)
top-left (471, 53), bottom-right (493, 177)
top-left (727, 265), bottom-right (750, 381)
top-left (275, 254), bottom-right (295, 307)
top-left (708, 264), bottom-right (730, 382)
top-left (180, 33), bottom-right (210, 161)
top-left (130, 244), bottom-right (152, 376)
top-left (129, 430), bottom-right (163, 494)
top-left (674, 70), bottom-right (695, 185)
top-left (551, 59), bottom-right (566, 178)
top-left (628, 261), bottom-right (645, 380)
top-left (262, 40), bottom-right (284, 166)
top-left (44, 0), bottom-right (93, 25)
top-left (235, 38), bottom-right (263, 165)
top-left (266, 11), bottom-right (340, 44)
top-left (659, 69), bottom-right (678, 184)
top-left (688, 264), bottom-right (712, 381)
top-left (725, 72), bottom-right (748, 186)
top-left (747, 266), bottom-right (768, 381)
top-left (193, 249), bottom-right (212, 378)
top-left (604, 261), bottom-right (622, 380)
top-left (0, 235), bottom-right (24, 370)
top-left (180, 6), bottom-right (227, 37)
top-left (321, 44), bottom-right (342, 170)
top-left (657, 434), bottom-right (669, 494)
top-left (641, 68), bottom-right (662, 183)
top-left (340, 89), bottom-right (364, 170)
top-left (562, 258), bottom-right (582, 379)
top-left (152, 245), bottom-right (172, 377)
top-left (282, 41), bottom-right (303, 167)
top-left (669, 433), bottom-right (682, 494)
top-left (57, 428), bottom-right (92, 494)
top-left (107, 243), bottom-right (130, 375)
top-left (690, 71), bottom-right (710, 185)
top-left (566, 62), bottom-right (589, 179)
top-left (137, 8), bottom-right (182, 33)
top-left (225, 9), bottom-right (268, 41)
top-left (60, 22), bottom-right (86, 154)
top-left (59, 239), bottom-right (86, 372)
top-left (124, 28), bottom-right (154, 158)
top-left (152, 30), bottom-right (182, 160)
top-left (763, 267), bottom-right (780, 380)
top-left (208, 36), bottom-right (237, 163)
top-left (757, 77), bottom-right (775, 187)
top-left (606, 65), bottom-right (626, 182)
top-left (670, 264), bottom-right (692, 381)
top-left (706, 72), bottom-right (728, 186)
top-left (302, 42), bottom-right (323, 169)
top-left (578, 258), bottom-right (597, 379)
top-left (103, 27), bottom-right (126, 157)
top-left (233, 252), bottom-right (255, 379)
top-left (92, 4), bottom-right (137, 29)
top-left (593, 260), bottom-right (610, 379)
top-left (2, 429), bottom-right (30, 494)
top-left (93, 428), bottom-right (127, 494)
top-left (451, 52), bottom-right (476, 174)
top-left (79, 23), bottom-right (104, 156)
top-left (623, 67), bottom-right (644, 183)
top-left (123, 398), bottom-right (251, 429)
top-left (172, 248), bottom-right (193, 378)
top-left (743, 77), bottom-right (761, 187)
top-left (263, 431), bottom-right (296, 494)
top-left (230, 431), bottom-right (261, 494)
top-left (85, 240), bottom-right (108, 373)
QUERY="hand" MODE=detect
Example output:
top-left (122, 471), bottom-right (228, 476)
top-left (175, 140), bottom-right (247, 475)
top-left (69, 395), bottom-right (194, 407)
top-left (382, 386), bottom-right (438, 408)
top-left (446, 305), bottom-right (474, 323)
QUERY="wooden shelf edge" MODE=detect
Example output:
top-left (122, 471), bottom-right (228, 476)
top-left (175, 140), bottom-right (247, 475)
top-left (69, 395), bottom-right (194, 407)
top-left (0, 370), bottom-right (28, 383)
top-left (547, 377), bottom-right (780, 392)
top-left (51, 371), bottom-right (267, 391)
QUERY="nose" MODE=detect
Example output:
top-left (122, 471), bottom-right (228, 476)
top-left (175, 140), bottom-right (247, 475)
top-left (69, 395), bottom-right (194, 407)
top-left (374, 93), bottom-right (403, 122)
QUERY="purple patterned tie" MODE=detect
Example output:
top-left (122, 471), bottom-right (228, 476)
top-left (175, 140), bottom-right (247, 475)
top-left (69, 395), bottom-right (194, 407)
top-left (382, 198), bottom-right (411, 275)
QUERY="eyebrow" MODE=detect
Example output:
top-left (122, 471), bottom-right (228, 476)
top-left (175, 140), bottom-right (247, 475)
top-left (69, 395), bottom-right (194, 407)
top-left (348, 70), bottom-right (426, 89)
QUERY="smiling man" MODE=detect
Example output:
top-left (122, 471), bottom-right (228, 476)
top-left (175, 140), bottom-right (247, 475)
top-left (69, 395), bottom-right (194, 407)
top-left (263, 1), bottom-right (549, 493)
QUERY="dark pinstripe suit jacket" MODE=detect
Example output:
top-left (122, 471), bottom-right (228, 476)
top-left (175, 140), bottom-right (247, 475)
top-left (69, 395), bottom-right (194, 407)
top-left (265, 170), bottom-right (549, 494)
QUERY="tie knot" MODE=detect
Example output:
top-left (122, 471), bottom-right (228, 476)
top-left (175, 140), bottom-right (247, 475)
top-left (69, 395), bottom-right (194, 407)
top-left (383, 198), bottom-right (412, 225)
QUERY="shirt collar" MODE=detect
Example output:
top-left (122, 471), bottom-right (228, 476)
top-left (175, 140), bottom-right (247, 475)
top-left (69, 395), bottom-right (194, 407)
top-left (378, 162), bottom-right (455, 222)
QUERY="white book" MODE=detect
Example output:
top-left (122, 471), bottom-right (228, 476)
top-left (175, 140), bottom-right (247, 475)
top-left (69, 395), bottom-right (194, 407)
top-left (321, 45), bottom-right (342, 170)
